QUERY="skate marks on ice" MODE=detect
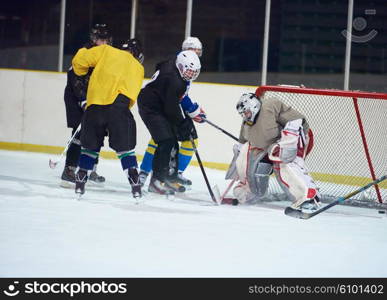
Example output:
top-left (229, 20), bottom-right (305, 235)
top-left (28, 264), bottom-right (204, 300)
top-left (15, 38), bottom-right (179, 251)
top-left (0, 174), bottom-right (382, 220)
top-left (169, 190), bottom-right (384, 219)
top-left (0, 174), bottom-right (207, 215)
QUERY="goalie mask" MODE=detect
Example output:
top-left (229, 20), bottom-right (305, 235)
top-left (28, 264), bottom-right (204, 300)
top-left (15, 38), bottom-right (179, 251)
top-left (121, 38), bottom-right (144, 64)
top-left (182, 36), bottom-right (203, 57)
top-left (176, 50), bottom-right (201, 81)
top-left (236, 93), bottom-right (261, 125)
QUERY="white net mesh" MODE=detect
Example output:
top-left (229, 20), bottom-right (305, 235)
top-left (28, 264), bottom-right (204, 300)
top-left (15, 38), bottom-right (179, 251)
top-left (257, 85), bottom-right (387, 205)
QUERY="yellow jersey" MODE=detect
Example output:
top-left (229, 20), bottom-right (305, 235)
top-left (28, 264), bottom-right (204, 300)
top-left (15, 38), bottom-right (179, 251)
top-left (72, 44), bottom-right (144, 108)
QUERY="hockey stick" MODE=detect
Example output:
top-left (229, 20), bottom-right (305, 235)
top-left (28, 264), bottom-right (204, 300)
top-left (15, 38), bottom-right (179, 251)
top-left (203, 119), bottom-right (239, 142)
top-left (218, 178), bottom-right (239, 205)
top-left (284, 175), bottom-right (387, 220)
top-left (189, 136), bottom-right (218, 204)
top-left (221, 178), bottom-right (236, 201)
top-left (49, 124), bottom-right (81, 169)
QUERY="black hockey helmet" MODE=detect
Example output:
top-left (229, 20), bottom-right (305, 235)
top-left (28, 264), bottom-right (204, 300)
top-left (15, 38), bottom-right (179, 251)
top-left (121, 38), bottom-right (144, 64)
top-left (90, 23), bottom-right (112, 45)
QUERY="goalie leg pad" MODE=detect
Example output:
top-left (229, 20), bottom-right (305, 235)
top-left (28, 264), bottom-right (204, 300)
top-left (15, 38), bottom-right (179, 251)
top-left (225, 144), bottom-right (243, 180)
top-left (233, 182), bottom-right (258, 204)
top-left (273, 156), bottom-right (318, 208)
top-left (235, 143), bottom-right (250, 182)
top-left (233, 182), bottom-right (249, 204)
top-left (247, 150), bottom-right (272, 198)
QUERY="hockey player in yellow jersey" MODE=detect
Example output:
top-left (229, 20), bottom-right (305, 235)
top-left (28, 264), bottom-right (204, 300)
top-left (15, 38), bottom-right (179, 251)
top-left (60, 24), bottom-right (112, 188)
top-left (72, 39), bottom-right (144, 199)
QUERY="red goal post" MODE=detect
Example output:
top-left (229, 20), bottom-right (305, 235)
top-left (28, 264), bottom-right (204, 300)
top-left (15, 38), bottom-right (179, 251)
top-left (256, 85), bottom-right (387, 203)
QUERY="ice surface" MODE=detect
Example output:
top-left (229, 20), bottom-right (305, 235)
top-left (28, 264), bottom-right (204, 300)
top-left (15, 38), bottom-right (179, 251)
top-left (0, 150), bottom-right (386, 277)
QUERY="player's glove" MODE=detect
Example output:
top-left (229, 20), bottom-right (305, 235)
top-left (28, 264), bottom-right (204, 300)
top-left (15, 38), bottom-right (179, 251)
top-left (189, 106), bottom-right (206, 123)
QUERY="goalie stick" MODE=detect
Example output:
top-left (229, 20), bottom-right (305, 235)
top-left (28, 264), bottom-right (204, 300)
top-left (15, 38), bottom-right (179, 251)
top-left (284, 175), bottom-right (387, 219)
top-left (211, 179), bottom-right (238, 205)
top-left (49, 124), bottom-right (81, 169)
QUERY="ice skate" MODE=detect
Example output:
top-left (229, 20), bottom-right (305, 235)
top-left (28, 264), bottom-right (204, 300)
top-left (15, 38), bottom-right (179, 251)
top-left (165, 179), bottom-right (186, 193)
top-left (89, 170), bottom-right (105, 185)
top-left (148, 177), bottom-right (175, 195)
top-left (75, 169), bottom-right (88, 198)
top-left (176, 171), bottom-right (192, 186)
top-left (60, 165), bottom-right (76, 188)
top-left (138, 170), bottom-right (149, 187)
top-left (291, 196), bottom-right (321, 212)
top-left (128, 168), bottom-right (142, 199)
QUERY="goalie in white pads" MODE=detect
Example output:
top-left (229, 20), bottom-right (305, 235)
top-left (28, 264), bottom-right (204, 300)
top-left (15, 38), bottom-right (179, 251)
top-left (228, 92), bottom-right (320, 210)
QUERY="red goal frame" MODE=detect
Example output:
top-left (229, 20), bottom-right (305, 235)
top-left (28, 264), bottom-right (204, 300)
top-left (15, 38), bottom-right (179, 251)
top-left (256, 85), bottom-right (387, 203)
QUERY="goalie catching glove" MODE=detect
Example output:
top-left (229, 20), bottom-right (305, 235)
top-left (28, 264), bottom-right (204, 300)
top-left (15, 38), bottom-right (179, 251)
top-left (268, 119), bottom-right (302, 163)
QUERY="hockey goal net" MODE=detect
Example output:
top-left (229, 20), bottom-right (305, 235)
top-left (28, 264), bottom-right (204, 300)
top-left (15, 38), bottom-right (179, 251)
top-left (256, 85), bottom-right (387, 205)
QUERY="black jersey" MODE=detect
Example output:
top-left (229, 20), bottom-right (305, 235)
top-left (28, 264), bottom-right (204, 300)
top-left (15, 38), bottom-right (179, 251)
top-left (64, 44), bottom-right (95, 128)
top-left (63, 68), bottom-right (89, 128)
top-left (138, 59), bottom-right (187, 125)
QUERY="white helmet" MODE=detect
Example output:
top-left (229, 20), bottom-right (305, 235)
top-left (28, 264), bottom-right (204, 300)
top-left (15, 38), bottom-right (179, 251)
top-left (176, 50), bottom-right (201, 81)
top-left (182, 36), bottom-right (203, 57)
top-left (236, 93), bottom-right (261, 125)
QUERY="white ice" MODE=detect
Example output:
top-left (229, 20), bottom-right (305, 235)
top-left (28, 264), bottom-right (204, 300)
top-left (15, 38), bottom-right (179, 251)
top-left (0, 150), bottom-right (386, 277)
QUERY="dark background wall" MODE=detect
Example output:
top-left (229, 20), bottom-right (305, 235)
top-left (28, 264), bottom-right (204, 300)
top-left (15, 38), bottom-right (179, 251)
top-left (0, 0), bottom-right (386, 92)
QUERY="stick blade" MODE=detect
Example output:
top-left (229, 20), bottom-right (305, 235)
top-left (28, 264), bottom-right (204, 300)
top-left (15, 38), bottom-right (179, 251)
top-left (212, 185), bottom-right (222, 205)
top-left (49, 159), bottom-right (58, 169)
top-left (284, 206), bottom-right (311, 219)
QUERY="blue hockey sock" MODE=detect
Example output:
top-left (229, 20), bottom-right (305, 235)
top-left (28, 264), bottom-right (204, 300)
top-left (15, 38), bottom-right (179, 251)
top-left (178, 140), bottom-right (197, 172)
top-left (117, 150), bottom-right (138, 172)
top-left (140, 139), bottom-right (158, 173)
top-left (79, 148), bottom-right (99, 171)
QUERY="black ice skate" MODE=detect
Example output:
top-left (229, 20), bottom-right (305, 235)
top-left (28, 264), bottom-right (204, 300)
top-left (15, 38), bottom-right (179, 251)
top-left (128, 168), bottom-right (142, 198)
top-left (176, 171), bottom-right (192, 186)
top-left (60, 165), bottom-right (76, 188)
top-left (75, 169), bottom-right (88, 197)
top-left (148, 177), bottom-right (175, 195)
top-left (89, 170), bottom-right (105, 184)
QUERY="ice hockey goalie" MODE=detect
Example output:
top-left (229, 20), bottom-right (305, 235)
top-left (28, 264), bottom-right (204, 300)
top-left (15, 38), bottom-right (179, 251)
top-left (228, 92), bottom-right (320, 210)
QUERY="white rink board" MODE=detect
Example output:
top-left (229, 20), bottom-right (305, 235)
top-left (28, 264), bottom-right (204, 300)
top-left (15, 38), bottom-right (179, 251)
top-left (0, 69), bottom-right (254, 165)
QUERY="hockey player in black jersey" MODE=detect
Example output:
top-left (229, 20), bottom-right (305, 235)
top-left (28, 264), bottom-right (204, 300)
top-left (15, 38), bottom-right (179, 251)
top-left (61, 24), bottom-right (112, 187)
top-left (137, 50), bottom-right (201, 195)
top-left (139, 37), bottom-right (206, 188)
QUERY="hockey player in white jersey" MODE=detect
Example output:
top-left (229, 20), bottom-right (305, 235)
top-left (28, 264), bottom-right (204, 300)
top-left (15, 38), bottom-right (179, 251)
top-left (227, 92), bottom-right (320, 211)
